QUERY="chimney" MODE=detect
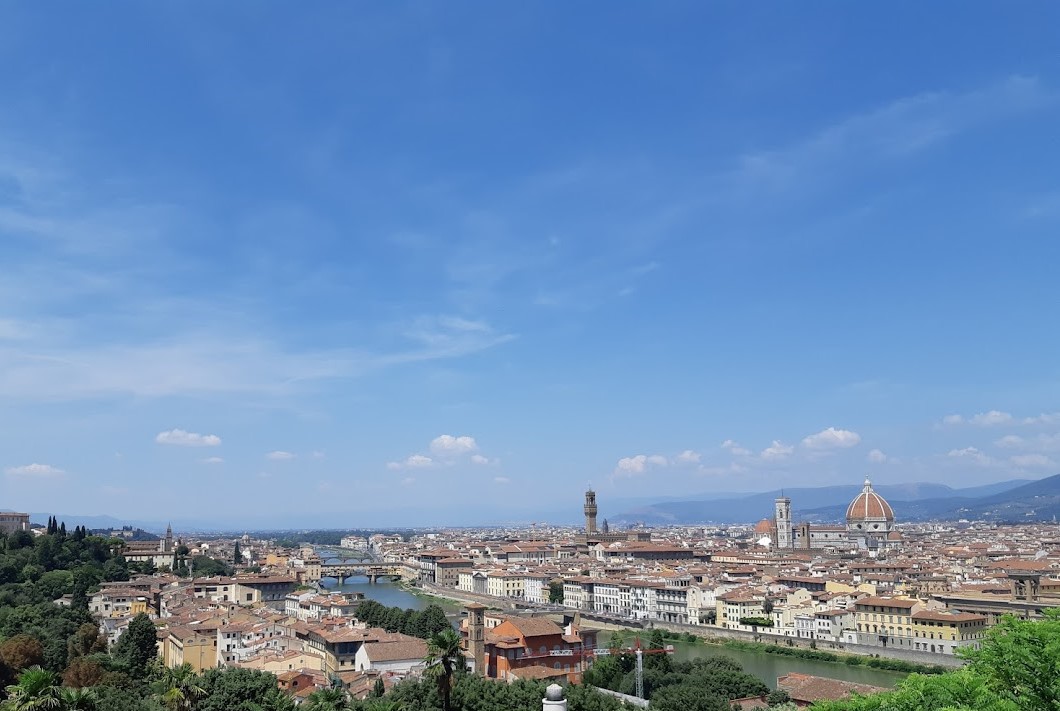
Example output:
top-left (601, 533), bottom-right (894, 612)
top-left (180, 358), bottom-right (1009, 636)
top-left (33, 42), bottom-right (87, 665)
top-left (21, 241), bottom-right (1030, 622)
top-left (543, 684), bottom-right (567, 711)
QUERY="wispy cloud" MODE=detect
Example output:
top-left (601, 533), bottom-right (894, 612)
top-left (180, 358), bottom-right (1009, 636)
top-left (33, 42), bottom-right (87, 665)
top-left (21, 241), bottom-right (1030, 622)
top-left (156, 429), bottom-right (222, 447)
top-left (266, 450), bottom-right (294, 461)
top-left (5, 463), bottom-right (65, 477)
top-left (731, 76), bottom-right (1051, 199)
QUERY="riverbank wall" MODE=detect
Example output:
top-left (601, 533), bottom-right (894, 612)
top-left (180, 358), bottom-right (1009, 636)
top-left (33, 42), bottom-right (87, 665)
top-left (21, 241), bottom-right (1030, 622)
top-left (417, 583), bottom-right (964, 669)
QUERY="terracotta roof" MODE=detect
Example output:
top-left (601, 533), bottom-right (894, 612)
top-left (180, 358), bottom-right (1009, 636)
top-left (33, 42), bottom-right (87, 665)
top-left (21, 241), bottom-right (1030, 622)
top-left (499, 616), bottom-right (564, 639)
top-left (362, 640), bottom-right (427, 662)
top-left (846, 478), bottom-right (895, 522)
top-left (778, 673), bottom-right (886, 702)
top-left (509, 665), bottom-right (568, 680)
top-left (855, 596), bottom-right (917, 609)
top-left (912, 611), bottom-right (986, 623)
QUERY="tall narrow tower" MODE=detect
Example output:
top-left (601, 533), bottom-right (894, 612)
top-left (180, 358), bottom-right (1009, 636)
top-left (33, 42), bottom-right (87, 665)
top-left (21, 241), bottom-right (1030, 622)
top-left (466, 603), bottom-right (486, 676)
top-left (774, 496), bottom-right (792, 549)
top-left (584, 489), bottom-right (598, 535)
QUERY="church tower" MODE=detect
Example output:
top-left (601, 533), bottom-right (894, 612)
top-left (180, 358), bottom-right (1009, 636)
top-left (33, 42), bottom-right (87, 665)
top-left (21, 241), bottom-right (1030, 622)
top-left (163, 523), bottom-right (174, 553)
top-left (584, 489), bottom-right (598, 535)
top-left (774, 496), bottom-right (792, 549)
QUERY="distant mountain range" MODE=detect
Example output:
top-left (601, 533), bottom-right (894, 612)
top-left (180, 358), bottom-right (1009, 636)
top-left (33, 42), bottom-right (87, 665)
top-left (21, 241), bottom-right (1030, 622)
top-left (609, 476), bottom-right (1060, 525)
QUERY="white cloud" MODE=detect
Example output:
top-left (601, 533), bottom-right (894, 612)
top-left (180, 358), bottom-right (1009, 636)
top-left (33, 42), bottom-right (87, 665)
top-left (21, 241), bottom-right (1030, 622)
top-left (200, 456), bottom-right (224, 464)
top-left (310, 450), bottom-right (326, 459)
top-left (390, 434), bottom-right (493, 470)
top-left (867, 449), bottom-right (888, 463)
top-left (970, 410), bottom-right (1013, 426)
top-left (941, 414), bottom-right (965, 425)
top-left (995, 433), bottom-right (1060, 453)
top-left (155, 429), bottom-right (222, 447)
top-left (401, 477), bottom-right (416, 487)
top-left (675, 450), bottom-right (701, 464)
top-left (430, 435), bottom-right (478, 456)
top-left (493, 476), bottom-right (510, 484)
top-left (266, 450), bottom-right (294, 461)
top-left (388, 454), bottom-right (434, 470)
top-left (721, 440), bottom-right (751, 457)
top-left (5, 463), bottom-right (65, 477)
top-left (947, 447), bottom-right (997, 467)
top-left (1010, 454), bottom-right (1055, 468)
top-left (802, 427), bottom-right (862, 450)
top-left (760, 441), bottom-right (794, 461)
top-left (614, 454), bottom-right (669, 477)
top-left (1024, 413), bottom-right (1060, 426)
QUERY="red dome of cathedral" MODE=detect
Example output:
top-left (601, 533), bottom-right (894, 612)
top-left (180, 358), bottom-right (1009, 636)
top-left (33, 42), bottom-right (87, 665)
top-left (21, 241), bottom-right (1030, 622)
top-left (754, 518), bottom-right (774, 534)
top-left (846, 478), bottom-right (895, 522)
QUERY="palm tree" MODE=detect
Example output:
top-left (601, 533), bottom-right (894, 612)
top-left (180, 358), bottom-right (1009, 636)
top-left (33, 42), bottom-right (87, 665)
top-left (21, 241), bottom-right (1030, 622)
top-left (57, 687), bottom-right (97, 711)
top-left (2, 667), bottom-right (62, 711)
top-left (424, 628), bottom-right (463, 711)
top-left (152, 664), bottom-right (206, 711)
top-left (302, 687), bottom-right (348, 711)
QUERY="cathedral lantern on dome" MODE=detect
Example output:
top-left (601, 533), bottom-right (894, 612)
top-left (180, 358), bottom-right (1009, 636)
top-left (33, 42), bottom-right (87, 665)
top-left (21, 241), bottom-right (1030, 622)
top-left (846, 477), bottom-right (896, 550)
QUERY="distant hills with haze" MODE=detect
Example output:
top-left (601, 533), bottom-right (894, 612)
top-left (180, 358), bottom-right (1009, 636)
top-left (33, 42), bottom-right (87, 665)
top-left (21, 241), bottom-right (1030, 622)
top-left (611, 475), bottom-right (1060, 525)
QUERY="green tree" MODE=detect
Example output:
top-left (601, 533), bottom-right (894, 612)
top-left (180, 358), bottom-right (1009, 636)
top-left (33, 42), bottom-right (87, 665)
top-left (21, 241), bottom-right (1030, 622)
top-left (232, 543), bottom-right (242, 566)
top-left (112, 614), bottom-right (158, 679)
top-left (153, 664), bottom-right (206, 711)
top-left (58, 686), bottom-right (98, 711)
top-left (188, 557), bottom-right (232, 578)
top-left (67, 624), bottom-right (107, 660)
top-left (548, 581), bottom-right (564, 604)
top-left (371, 678), bottom-right (385, 698)
top-left (766, 689), bottom-right (791, 706)
top-left (414, 606), bottom-right (450, 639)
top-left (424, 629), bottom-right (463, 711)
top-left (2, 666), bottom-right (62, 711)
top-left (197, 667), bottom-right (293, 711)
top-left (964, 609), bottom-right (1060, 710)
top-left (302, 687), bottom-right (347, 711)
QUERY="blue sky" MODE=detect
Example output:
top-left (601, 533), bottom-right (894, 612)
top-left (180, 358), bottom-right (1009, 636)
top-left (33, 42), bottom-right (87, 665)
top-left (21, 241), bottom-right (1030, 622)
top-left (2, 3), bottom-right (1060, 526)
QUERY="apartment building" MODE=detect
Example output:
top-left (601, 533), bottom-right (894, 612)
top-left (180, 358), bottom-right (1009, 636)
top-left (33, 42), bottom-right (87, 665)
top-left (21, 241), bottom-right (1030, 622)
top-left (910, 610), bottom-right (988, 655)
top-left (854, 596), bottom-right (923, 649)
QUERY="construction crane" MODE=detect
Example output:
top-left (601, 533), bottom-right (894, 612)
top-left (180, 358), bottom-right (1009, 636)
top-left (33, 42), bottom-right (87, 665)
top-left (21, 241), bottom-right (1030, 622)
top-left (589, 637), bottom-right (674, 700)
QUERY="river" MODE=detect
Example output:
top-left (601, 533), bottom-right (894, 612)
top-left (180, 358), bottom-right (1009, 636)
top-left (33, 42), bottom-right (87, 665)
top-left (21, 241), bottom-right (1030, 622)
top-left (318, 573), bottom-right (904, 690)
top-left (598, 631), bottom-right (905, 689)
top-left (317, 574), bottom-right (464, 623)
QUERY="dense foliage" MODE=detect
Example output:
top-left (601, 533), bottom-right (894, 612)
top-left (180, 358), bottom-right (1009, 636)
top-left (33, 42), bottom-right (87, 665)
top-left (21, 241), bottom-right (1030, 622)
top-left (815, 609), bottom-right (1060, 711)
top-left (353, 600), bottom-right (452, 639)
top-left (584, 629), bottom-right (768, 711)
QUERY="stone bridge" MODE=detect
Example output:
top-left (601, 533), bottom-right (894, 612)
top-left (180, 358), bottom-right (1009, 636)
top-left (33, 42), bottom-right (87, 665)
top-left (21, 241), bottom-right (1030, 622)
top-left (317, 563), bottom-right (406, 585)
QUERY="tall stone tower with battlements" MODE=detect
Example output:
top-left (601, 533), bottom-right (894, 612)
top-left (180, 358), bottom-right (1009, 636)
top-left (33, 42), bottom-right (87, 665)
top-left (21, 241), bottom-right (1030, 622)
top-left (584, 489), bottom-right (598, 535)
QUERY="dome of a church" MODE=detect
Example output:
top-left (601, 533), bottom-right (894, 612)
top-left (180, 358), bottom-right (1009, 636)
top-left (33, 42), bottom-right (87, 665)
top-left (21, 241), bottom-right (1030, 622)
top-left (846, 478), bottom-right (895, 522)
top-left (754, 518), bottom-right (775, 534)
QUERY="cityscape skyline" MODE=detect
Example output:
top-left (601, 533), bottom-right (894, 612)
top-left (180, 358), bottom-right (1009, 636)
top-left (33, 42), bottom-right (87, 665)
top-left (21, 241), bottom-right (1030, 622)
top-left (3, 3), bottom-right (1060, 521)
